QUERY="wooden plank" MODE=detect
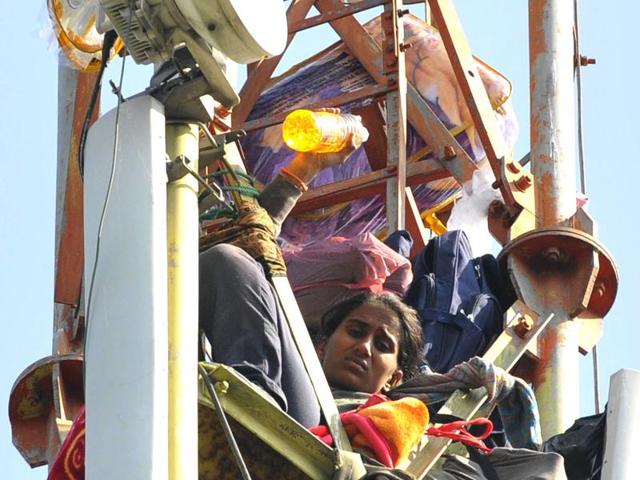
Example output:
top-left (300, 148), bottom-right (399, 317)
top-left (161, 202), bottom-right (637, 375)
top-left (290, 0), bottom-right (387, 33)
top-left (292, 158), bottom-right (449, 213)
top-left (351, 102), bottom-right (388, 171)
top-left (239, 84), bottom-right (393, 133)
top-left (427, 0), bottom-right (507, 179)
top-left (315, 0), bottom-right (478, 185)
top-left (383, 1), bottom-right (408, 233)
top-left (54, 69), bottom-right (99, 308)
top-left (407, 84), bottom-right (478, 185)
top-left (404, 187), bottom-right (430, 257)
top-left (232, 0), bottom-right (316, 126)
top-left (316, 0), bottom-right (386, 82)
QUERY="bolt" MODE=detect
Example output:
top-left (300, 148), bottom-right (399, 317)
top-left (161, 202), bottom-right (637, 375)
top-left (488, 200), bottom-right (505, 218)
top-left (543, 246), bottom-right (561, 263)
top-left (443, 145), bottom-right (456, 160)
top-left (580, 56), bottom-right (596, 66)
top-left (594, 281), bottom-right (606, 298)
top-left (399, 42), bottom-right (412, 52)
top-left (491, 180), bottom-right (501, 190)
top-left (215, 105), bottom-right (231, 118)
top-left (514, 315), bottom-right (534, 338)
top-left (506, 161), bottom-right (521, 174)
top-left (398, 8), bottom-right (410, 17)
top-left (514, 175), bottom-right (532, 191)
top-left (27, 392), bottom-right (42, 408)
top-left (215, 381), bottom-right (230, 395)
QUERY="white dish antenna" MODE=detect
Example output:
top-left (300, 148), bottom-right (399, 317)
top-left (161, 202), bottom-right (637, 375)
top-left (99, 0), bottom-right (288, 107)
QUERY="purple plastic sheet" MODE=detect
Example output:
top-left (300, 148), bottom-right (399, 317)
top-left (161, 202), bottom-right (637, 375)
top-left (240, 15), bottom-right (518, 247)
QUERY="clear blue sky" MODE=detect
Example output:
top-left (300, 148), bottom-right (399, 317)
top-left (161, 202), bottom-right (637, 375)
top-left (2, 2), bottom-right (639, 478)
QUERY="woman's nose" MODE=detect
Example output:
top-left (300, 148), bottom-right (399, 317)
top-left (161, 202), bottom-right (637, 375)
top-left (353, 337), bottom-right (372, 357)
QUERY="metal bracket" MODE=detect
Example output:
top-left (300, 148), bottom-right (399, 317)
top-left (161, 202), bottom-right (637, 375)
top-left (144, 45), bottom-right (217, 123)
top-left (166, 154), bottom-right (225, 205)
top-left (198, 363), bottom-right (341, 479)
top-left (498, 227), bottom-right (618, 320)
top-left (199, 126), bottom-right (247, 169)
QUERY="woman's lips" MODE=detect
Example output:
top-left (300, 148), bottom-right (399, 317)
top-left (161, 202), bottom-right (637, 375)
top-left (344, 357), bottom-right (367, 373)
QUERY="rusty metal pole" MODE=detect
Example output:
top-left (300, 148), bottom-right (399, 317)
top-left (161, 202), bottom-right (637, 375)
top-left (529, 0), bottom-right (580, 438)
top-left (383, 0), bottom-right (408, 233)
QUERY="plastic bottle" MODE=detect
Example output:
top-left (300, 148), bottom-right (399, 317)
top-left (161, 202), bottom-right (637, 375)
top-left (282, 109), bottom-right (369, 153)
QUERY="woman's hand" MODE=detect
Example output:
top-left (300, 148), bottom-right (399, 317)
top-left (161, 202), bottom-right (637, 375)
top-left (286, 132), bottom-right (362, 184)
top-left (283, 107), bottom-right (365, 184)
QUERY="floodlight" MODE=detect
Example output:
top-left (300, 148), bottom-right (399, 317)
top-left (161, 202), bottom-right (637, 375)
top-left (99, 0), bottom-right (288, 107)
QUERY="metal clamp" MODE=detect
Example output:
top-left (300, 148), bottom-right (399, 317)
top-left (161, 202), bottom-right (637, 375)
top-left (166, 154), bottom-right (225, 205)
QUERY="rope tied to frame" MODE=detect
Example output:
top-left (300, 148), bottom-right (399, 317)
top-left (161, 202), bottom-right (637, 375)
top-left (426, 417), bottom-right (494, 454)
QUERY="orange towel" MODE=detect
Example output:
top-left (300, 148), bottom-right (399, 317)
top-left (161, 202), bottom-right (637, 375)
top-left (311, 394), bottom-right (429, 467)
top-left (355, 396), bottom-right (429, 465)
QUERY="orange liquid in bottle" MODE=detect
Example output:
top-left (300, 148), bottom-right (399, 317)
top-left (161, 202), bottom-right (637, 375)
top-left (282, 109), bottom-right (369, 153)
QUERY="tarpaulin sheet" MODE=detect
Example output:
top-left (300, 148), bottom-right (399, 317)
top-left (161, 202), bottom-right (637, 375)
top-left (241, 14), bottom-right (518, 246)
top-left (284, 232), bottom-right (413, 332)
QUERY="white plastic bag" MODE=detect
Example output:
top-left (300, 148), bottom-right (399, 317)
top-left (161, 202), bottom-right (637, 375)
top-left (446, 167), bottom-right (503, 257)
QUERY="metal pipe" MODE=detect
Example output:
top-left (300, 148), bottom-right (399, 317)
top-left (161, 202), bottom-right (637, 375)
top-left (166, 123), bottom-right (200, 480)
top-left (529, 0), bottom-right (580, 438)
top-left (530, 0), bottom-right (577, 225)
top-left (574, 0), bottom-right (587, 196)
top-left (593, 345), bottom-right (601, 414)
top-left (384, 0), bottom-right (408, 233)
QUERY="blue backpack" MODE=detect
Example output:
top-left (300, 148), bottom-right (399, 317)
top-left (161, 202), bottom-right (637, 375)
top-left (404, 230), bottom-right (513, 373)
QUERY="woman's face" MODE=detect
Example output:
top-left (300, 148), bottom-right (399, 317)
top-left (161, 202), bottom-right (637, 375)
top-left (319, 303), bottom-right (404, 393)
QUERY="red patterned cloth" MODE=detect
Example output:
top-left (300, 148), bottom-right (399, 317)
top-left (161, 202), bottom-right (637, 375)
top-left (48, 407), bottom-right (85, 480)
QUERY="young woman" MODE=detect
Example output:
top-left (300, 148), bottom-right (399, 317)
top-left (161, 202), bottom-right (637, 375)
top-left (198, 136), bottom-right (568, 479)
top-left (316, 292), bottom-right (423, 396)
top-left (200, 128), bottom-right (406, 426)
top-left (199, 243), bottom-right (422, 427)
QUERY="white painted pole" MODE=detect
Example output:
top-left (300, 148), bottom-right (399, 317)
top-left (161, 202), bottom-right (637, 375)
top-left (84, 96), bottom-right (169, 479)
top-left (602, 369), bottom-right (640, 479)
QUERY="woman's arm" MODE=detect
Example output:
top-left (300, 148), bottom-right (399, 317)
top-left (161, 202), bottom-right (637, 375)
top-left (258, 138), bottom-right (360, 231)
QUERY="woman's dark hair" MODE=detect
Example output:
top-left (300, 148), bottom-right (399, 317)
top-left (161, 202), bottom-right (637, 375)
top-left (318, 292), bottom-right (423, 380)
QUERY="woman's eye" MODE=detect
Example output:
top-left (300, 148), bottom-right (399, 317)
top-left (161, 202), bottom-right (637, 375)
top-left (376, 340), bottom-right (393, 352)
top-left (348, 328), bottom-right (364, 338)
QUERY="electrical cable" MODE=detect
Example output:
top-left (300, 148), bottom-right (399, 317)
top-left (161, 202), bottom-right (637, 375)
top-left (78, 30), bottom-right (119, 179)
top-left (83, 1), bottom-right (135, 384)
top-left (574, 0), bottom-right (600, 415)
top-left (574, 0), bottom-right (587, 197)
